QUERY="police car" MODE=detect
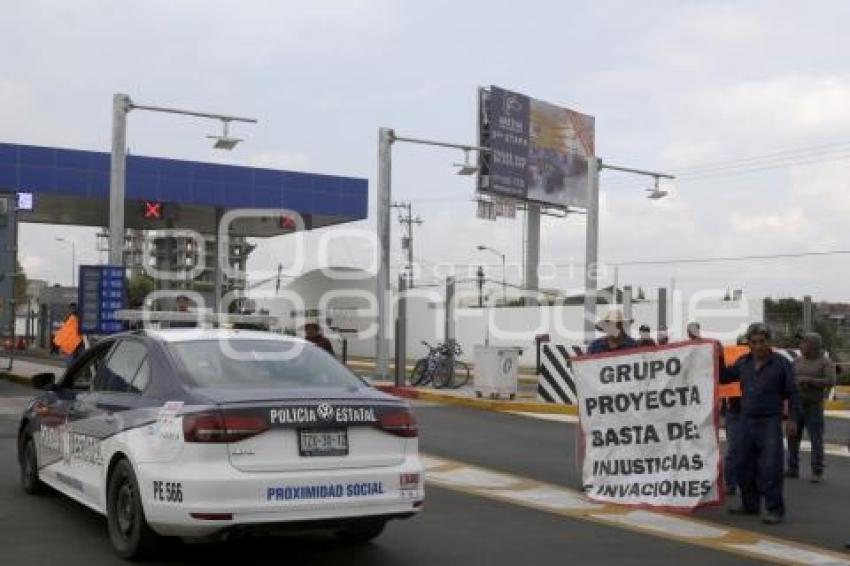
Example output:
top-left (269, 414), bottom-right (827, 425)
top-left (17, 329), bottom-right (424, 559)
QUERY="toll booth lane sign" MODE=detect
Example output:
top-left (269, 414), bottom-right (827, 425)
top-left (78, 265), bottom-right (126, 334)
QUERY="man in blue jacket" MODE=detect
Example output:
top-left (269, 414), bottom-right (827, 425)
top-left (722, 323), bottom-right (801, 525)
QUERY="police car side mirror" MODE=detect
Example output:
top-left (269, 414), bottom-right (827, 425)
top-left (32, 372), bottom-right (56, 391)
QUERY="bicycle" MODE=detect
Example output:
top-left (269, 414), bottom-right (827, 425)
top-left (410, 340), bottom-right (471, 389)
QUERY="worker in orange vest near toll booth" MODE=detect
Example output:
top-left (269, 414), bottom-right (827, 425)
top-left (53, 303), bottom-right (83, 366)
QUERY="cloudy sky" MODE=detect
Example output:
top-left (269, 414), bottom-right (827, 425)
top-left (2, 0), bottom-right (850, 302)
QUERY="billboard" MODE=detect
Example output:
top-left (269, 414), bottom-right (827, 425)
top-left (478, 86), bottom-right (595, 209)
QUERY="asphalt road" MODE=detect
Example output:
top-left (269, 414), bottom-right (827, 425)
top-left (0, 379), bottom-right (844, 565)
top-left (0, 380), bottom-right (757, 566)
top-left (415, 403), bottom-right (850, 552)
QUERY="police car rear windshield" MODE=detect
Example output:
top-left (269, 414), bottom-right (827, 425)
top-left (169, 339), bottom-right (365, 390)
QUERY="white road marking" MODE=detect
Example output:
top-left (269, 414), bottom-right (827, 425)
top-left (591, 510), bottom-right (729, 539)
top-left (422, 453), bottom-right (850, 565)
top-left (427, 467), bottom-right (520, 489)
top-left (824, 411), bottom-right (850, 421)
top-left (0, 396), bottom-right (30, 416)
top-left (421, 455), bottom-right (452, 470)
top-left (508, 411), bottom-right (579, 423)
top-left (492, 486), bottom-right (603, 511)
top-left (725, 540), bottom-right (850, 565)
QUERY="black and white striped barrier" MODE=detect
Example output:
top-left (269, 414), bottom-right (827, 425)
top-left (537, 344), bottom-right (584, 405)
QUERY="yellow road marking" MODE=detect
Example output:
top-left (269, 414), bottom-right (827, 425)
top-left (422, 454), bottom-right (850, 565)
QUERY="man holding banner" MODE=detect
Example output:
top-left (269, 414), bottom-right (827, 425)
top-left (722, 324), bottom-right (801, 525)
top-left (587, 310), bottom-right (638, 354)
top-left (574, 337), bottom-right (722, 511)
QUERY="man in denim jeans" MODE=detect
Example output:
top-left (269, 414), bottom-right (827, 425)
top-left (722, 324), bottom-right (801, 525)
top-left (786, 332), bottom-right (835, 483)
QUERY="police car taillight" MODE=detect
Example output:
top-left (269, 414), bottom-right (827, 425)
top-left (377, 408), bottom-right (418, 438)
top-left (183, 411), bottom-right (269, 443)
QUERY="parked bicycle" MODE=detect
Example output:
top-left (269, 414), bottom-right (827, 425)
top-left (410, 339), bottom-right (471, 389)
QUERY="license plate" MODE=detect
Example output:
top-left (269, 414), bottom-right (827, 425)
top-left (298, 428), bottom-right (348, 457)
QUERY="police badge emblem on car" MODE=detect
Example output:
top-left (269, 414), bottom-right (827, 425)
top-left (316, 403), bottom-right (334, 422)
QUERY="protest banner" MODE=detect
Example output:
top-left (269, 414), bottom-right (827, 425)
top-left (573, 340), bottom-right (721, 511)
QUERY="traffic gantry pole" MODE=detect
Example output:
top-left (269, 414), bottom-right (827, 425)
top-left (524, 203), bottom-right (541, 305)
top-left (107, 92), bottom-right (257, 305)
top-left (583, 157), bottom-right (601, 344)
top-left (376, 127), bottom-right (394, 380)
top-left (583, 160), bottom-right (675, 344)
top-left (109, 93), bottom-right (131, 266)
top-left (214, 206), bottom-right (224, 314)
top-left (374, 129), bottom-right (491, 379)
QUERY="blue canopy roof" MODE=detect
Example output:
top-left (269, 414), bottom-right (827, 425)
top-left (0, 142), bottom-right (368, 234)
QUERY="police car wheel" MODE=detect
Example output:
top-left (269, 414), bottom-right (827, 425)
top-left (107, 459), bottom-right (160, 559)
top-left (335, 519), bottom-right (386, 543)
top-left (20, 435), bottom-right (45, 495)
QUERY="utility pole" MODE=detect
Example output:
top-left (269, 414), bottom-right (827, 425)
top-left (476, 265), bottom-right (485, 308)
top-left (391, 201), bottom-right (422, 289)
top-left (476, 245), bottom-right (506, 305)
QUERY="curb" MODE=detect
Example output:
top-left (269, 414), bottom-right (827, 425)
top-left (348, 361), bottom-right (539, 384)
top-left (375, 385), bottom-right (579, 416)
top-left (375, 385), bottom-right (850, 414)
top-left (0, 373), bottom-right (34, 387)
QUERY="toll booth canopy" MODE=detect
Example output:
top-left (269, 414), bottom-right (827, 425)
top-left (0, 142), bottom-right (368, 235)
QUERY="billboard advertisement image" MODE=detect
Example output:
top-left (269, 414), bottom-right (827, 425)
top-left (479, 86), bottom-right (594, 209)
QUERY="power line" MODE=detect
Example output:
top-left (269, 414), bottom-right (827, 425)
top-left (677, 151), bottom-right (850, 181)
top-left (602, 140), bottom-right (850, 190)
top-left (605, 249), bottom-right (850, 267)
top-left (399, 249), bottom-right (850, 270)
top-left (672, 141), bottom-right (850, 175)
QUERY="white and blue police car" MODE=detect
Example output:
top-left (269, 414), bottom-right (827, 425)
top-left (17, 329), bottom-right (424, 559)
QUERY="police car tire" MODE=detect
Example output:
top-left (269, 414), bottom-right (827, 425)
top-left (20, 435), bottom-right (46, 495)
top-left (107, 459), bottom-right (160, 560)
top-left (335, 519), bottom-right (386, 543)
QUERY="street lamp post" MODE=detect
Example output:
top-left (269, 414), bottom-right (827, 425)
top-left (476, 245), bottom-right (506, 304)
top-left (108, 93), bottom-right (258, 313)
top-left (375, 128), bottom-right (490, 382)
top-left (55, 237), bottom-right (76, 287)
top-left (583, 161), bottom-right (675, 344)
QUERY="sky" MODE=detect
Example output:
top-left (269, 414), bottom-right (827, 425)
top-left (2, 0), bottom-right (850, 302)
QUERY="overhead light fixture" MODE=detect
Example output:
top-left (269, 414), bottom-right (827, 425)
top-left (207, 119), bottom-right (243, 150)
top-left (453, 149), bottom-right (478, 176)
top-left (646, 177), bottom-right (668, 200)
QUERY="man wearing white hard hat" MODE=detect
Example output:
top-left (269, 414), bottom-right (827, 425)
top-left (588, 310), bottom-right (638, 354)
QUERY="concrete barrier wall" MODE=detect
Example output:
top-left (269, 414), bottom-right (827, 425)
top-left (332, 294), bottom-right (763, 368)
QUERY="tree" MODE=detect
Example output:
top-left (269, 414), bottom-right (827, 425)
top-left (764, 297), bottom-right (803, 317)
top-left (127, 273), bottom-right (155, 308)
